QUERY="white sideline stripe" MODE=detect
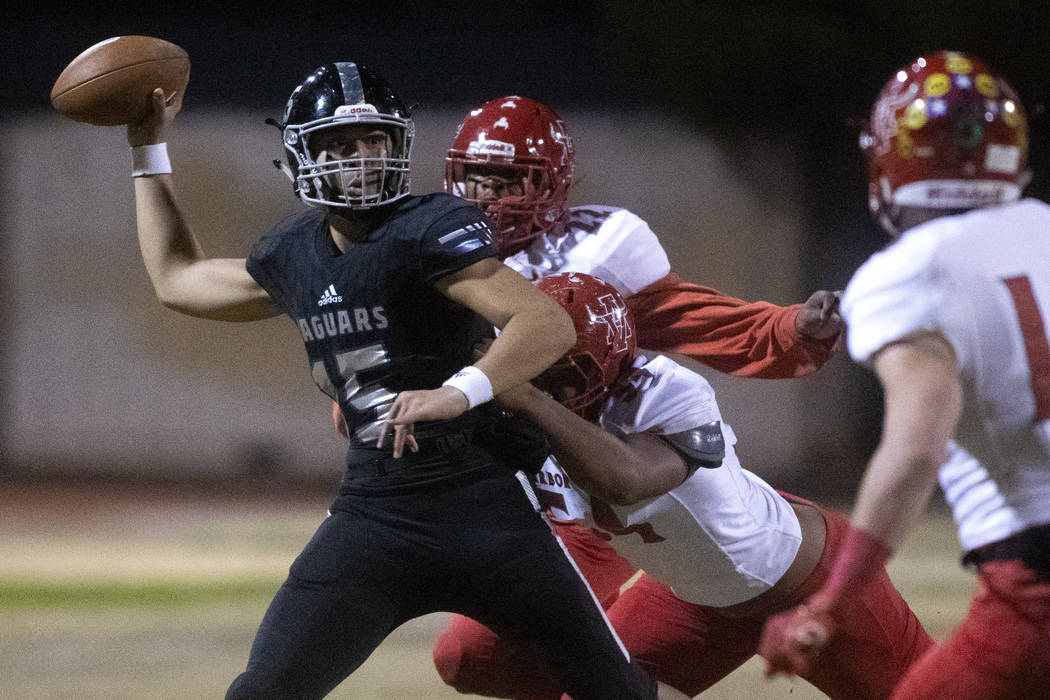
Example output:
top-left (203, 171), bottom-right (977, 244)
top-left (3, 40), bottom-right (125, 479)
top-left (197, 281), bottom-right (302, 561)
top-left (513, 469), bottom-right (633, 661)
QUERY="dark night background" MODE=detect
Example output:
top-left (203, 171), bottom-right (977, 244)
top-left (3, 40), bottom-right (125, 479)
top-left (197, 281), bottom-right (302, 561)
top-left (10, 1), bottom-right (1047, 281)
top-left (3, 0), bottom-right (1048, 499)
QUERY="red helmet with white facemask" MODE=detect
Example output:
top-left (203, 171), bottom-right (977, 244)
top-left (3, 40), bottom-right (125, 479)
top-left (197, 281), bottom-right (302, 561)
top-left (446, 96), bottom-right (574, 256)
top-left (533, 273), bottom-right (637, 421)
top-left (862, 51), bottom-right (1029, 233)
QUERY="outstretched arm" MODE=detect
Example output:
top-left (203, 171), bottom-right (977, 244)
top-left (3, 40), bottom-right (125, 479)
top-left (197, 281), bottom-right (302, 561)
top-left (627, 275), bottom-right (843, 378)
top-left (127, 88), bottom-right (278, 321)
top-left (497, 383), bottom-right (690, 504)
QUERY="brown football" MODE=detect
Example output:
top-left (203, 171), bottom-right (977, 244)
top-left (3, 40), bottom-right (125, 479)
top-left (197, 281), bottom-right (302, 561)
top-left (51, 36), bottom-right (190, 126)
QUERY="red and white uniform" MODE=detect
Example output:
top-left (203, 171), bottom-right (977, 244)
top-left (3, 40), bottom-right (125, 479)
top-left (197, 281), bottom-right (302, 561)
top-left (435, 354), bottom-right (933, 699)
top-left (843, 198), bottom-right (1050, 698)
top-left (432, 206), bottom-right (854, 698)
top-left (536, 354), bottom-right (802, 607)
top-left (507, 205), bottom-right (836, 377)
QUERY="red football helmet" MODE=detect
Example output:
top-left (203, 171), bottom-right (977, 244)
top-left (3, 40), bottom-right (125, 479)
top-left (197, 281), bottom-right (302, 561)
top-left (533, 273), bottom-right (637, 420)
top-left (862, 51), bottom-right (1029, 232)
top-left (446, 96), bottom-right (575, 256)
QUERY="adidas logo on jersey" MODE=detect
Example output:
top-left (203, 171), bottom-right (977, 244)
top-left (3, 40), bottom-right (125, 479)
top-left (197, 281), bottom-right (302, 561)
top-left (317, 284), bottom-right (343, 307)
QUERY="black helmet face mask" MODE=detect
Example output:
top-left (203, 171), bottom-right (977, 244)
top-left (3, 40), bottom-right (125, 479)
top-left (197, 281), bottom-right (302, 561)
top-left (279, 62), bottom-right (414, 211)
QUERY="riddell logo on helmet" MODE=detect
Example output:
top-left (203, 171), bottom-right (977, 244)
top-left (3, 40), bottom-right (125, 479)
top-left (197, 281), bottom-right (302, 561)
top-left (335, 104), bottom-right (379, 117)
top-left (467, 140), bottom-right (515, 157)
top-left (926, 184), bottom-right (1008, 204)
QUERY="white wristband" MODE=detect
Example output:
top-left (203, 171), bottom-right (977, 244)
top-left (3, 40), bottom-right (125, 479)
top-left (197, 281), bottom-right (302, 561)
top-left (131, 143), bottom-right (172, 177)
top-left (442, 366), bottom-right (493, 409)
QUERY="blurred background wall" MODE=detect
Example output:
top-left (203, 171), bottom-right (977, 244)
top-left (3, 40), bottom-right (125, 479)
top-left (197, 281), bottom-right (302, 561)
top-left (2, 1), bottom-right (1048, 502)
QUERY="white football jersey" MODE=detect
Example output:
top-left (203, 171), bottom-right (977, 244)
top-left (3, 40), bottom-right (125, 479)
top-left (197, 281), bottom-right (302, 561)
top-left (504, 205), bottom-right (671, 297)
top-left (534, 354), bottom-right (803, 607)
top-left (843, 198), bottom-right (1050, 551)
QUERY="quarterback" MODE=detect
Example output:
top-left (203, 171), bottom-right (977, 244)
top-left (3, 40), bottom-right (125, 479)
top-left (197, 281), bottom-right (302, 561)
top-left (121, 62), bottom-right (658, 700)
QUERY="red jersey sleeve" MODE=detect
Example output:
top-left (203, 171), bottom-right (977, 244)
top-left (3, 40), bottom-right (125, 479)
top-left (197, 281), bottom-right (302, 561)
top-left (626, 274), bottom-right (836, 378)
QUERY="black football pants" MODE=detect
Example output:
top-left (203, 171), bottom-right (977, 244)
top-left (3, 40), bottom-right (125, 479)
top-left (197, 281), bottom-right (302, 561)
top-left (225, 465), bottom-right (656, 699)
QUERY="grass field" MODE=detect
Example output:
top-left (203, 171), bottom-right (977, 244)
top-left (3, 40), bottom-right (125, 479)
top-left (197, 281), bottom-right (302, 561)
top-left (0, 480), bottom-right (975, 699)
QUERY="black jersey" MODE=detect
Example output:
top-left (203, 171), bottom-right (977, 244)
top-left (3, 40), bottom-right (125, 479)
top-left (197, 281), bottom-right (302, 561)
top-left (247, 193), bottom-right (498, 445)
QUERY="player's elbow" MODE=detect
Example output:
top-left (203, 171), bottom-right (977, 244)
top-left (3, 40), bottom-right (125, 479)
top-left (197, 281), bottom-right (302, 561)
top-left (151, 280), bottom-right (181, 310)
top-left (152, 282), bottom-right (206, 318)
top-left (593, 473), bottom-right (651, 506)
top-left (151, 277), bottom-right (195, 314)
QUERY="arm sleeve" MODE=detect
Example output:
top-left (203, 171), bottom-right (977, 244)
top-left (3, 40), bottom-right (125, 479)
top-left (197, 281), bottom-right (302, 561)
top-left (626, 273), bottom-right (837, 378)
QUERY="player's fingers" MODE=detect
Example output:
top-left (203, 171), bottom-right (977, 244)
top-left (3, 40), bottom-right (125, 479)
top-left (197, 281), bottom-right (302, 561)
top-left (793, 619), bottom-right (828, 647)
top-left (376, 420), bottom-right (391, 449)
top-left (392, 423), bottom-right (415, 459)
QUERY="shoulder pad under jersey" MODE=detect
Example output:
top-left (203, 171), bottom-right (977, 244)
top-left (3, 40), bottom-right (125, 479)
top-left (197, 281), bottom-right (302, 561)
top-left (661, 420), bottom-right (725, 475)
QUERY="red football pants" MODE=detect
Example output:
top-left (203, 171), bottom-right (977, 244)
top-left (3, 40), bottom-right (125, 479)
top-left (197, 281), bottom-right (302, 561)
top-left (890, 560), bottom-right (1050, 699)
top-left (434, 506), bottom-right (933, 699)
top-left (607, 504), bottom-right (932, 698)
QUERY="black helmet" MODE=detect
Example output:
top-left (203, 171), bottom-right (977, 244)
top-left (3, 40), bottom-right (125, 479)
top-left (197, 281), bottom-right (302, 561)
top-left (277, 62), bottom-right (414, 210)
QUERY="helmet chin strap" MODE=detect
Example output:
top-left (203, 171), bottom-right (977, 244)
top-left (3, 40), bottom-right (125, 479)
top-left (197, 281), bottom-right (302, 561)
top-left (875, 194), bottom-right (977, 236)
top-left (272, 159), bottom-right (296, 183)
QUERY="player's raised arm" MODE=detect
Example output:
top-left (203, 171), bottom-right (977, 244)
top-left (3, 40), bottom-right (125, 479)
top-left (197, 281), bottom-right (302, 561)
top-left (127, 89), bottom-right (278, 321)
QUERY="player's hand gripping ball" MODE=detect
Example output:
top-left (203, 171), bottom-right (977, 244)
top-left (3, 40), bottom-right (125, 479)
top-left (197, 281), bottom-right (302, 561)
top-left (51, 36), bottom-right (190, 126)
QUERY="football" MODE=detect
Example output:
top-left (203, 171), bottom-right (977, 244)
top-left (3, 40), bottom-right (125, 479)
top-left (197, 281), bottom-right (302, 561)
top-left (51, 35), bottom-right (190, 126)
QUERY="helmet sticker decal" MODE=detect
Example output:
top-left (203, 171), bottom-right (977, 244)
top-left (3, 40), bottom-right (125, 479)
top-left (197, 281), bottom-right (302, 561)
top-left (985, 144), bottom-right (1021, 174)
top-left (587, 293), bottom-right (634, 354)
top-left (945, 54), bottom-right (973, 74)
top-left (466, 139), bottom-right (515, 157)
top-left (975, 74), bottom-right (998, 98)
top-left (903, 100), bottom-right (927, 130)
top-left (1003, 101), bottom-right (1022, 128)
top-left (924, 74), bottom-right (950, 97)
top-left (334, 104), bottom-right (379, 117)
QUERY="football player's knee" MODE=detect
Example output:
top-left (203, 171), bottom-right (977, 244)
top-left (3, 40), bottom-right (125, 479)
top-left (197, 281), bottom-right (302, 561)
top-left (433, 630), bottom-right (504, 694)
top-left (433, 631), bottom-right (474, 691)
top-left (225, 673), bottom-right (275, 700)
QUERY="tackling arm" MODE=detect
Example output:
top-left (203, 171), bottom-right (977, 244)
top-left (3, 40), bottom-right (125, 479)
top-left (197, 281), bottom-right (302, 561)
top-left (498, 383), bottom-right (690, 504)
top-left (128, 89), bottom-right (277, 322)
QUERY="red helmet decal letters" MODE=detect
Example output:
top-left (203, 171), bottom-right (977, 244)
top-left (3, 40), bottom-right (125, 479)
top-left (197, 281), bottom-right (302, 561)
top-left (588, 293), bottom-right (634, 356)
top-left (534, 273), bottom-right (637, 420)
